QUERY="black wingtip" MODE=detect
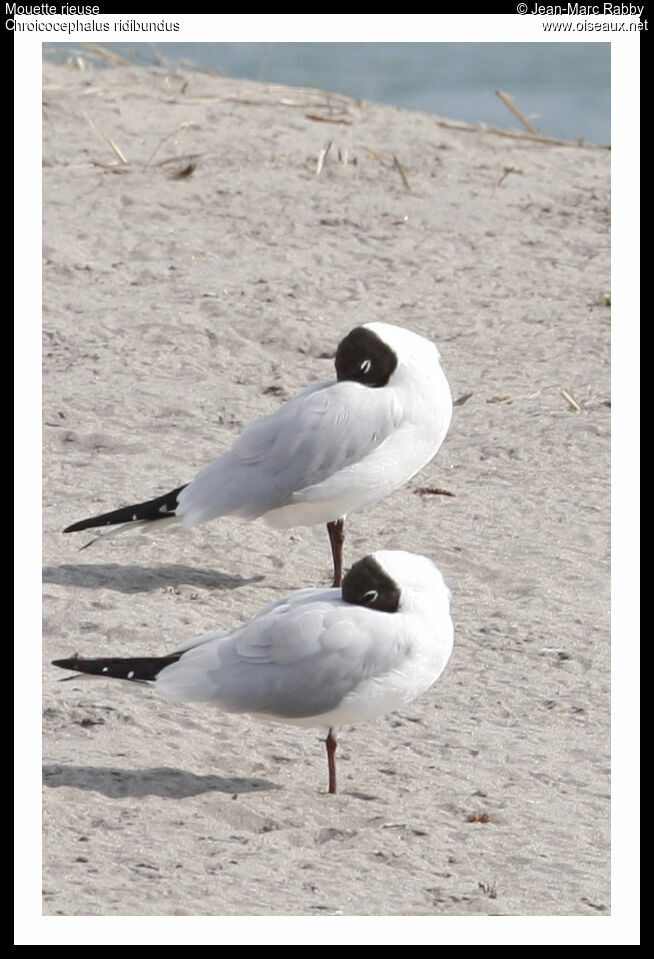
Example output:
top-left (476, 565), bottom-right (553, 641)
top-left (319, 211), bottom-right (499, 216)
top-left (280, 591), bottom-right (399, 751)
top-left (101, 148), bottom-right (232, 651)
top-left (52, 658), bottom-right (79, 670)
top-left (63, 519), bottom-right (95, 534)
top-left (52, 655), bottom-right (181, 682)
top-left (62, 484), bottom-right (188, 534)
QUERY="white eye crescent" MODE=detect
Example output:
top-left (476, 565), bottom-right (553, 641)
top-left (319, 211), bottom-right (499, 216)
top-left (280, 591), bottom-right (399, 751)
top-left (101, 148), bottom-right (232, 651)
top-left (359, 359), bottom-right (372, 374)
top-left (363, 589), bottom-right (378, 603)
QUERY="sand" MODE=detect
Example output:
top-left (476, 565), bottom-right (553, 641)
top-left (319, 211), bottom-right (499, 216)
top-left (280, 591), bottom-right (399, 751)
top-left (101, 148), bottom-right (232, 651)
top-left (41, 59), bottom-right (611, 920)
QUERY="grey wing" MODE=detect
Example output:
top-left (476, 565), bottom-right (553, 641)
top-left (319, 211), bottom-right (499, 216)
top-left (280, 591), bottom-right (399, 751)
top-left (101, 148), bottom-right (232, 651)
top-left (176, 380), bottom-right (402, 525)
top-left (231, 379), bottom-right (403, 495)
top-left (156, 598), bottom-right (397, 719)
top-left (171, 588), bottom-right (329, 655)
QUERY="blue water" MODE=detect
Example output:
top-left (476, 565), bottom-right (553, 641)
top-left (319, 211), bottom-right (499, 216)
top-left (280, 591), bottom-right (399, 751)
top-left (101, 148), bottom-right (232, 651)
top-left (45, 42), bottom-right (610, 145)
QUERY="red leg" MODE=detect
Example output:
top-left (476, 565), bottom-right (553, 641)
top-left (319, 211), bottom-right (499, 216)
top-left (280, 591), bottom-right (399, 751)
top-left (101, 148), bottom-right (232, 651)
top-left (326, 727), bottom-right (338, 794)
top-left (327, 518), bottom-right (345, 587)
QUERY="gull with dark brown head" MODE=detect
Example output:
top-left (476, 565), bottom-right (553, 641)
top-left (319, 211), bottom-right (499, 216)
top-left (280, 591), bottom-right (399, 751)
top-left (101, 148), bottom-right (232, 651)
top-left (63, 324), bottom-right (452, 585)
top-left (53, 550), bottom-right (455, 794)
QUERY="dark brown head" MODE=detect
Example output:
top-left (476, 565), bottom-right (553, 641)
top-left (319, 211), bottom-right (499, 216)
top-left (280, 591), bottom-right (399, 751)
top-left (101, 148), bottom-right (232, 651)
top-left (334, 326), bottom-right (398, 388)
top-left (341, 554), bottom-right (401, 613)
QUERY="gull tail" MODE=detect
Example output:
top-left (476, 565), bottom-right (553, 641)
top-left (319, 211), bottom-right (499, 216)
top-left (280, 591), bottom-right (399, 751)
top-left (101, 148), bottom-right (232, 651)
top-left (63, 484), bottom-right (188, 544)
top-left (52, 655), bottom-right (181, 685)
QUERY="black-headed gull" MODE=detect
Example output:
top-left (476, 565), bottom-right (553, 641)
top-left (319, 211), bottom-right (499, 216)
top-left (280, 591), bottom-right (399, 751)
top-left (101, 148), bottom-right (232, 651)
top-left (63, 323), bottom-right (452, 585)
top-left (52, 550), bottom-right (454, 794)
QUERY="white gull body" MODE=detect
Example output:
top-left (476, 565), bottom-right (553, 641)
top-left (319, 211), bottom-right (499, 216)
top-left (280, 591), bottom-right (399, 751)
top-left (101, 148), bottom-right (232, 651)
top-left (175, 322), bottom-right (452, 529)
top-left (64, 322), bottom-right (452, 584)
top-left (53, 550), bottom-right (455, 793)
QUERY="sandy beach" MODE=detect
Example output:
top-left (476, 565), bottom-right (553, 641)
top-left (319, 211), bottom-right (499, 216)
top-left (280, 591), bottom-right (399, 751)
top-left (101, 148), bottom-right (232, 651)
top-left (41, 59), bottom-right (611, 918)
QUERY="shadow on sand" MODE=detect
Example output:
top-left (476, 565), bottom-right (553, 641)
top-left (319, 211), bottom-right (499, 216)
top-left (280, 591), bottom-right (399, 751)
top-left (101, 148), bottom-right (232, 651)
top-left (42, 763), bottom-right (279, 798)
top-left (43, 563), bottom-right (265, 594)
